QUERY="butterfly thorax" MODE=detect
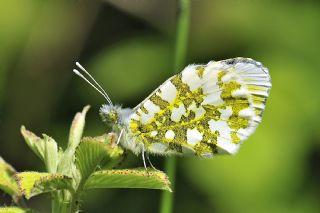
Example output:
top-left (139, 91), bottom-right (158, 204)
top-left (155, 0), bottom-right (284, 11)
top-left (100, 104), bottom-right (145, 155)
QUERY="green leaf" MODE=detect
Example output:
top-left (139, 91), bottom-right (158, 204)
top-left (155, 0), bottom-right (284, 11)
top-left (43, 134), bottom-right (58, 173)
top-left (0, 207), bottom-right (33, 213)
top-left (57, 148), bottom-right (78, 178)
top-left (82, 134), bottom-right (124, 168)
top-left (15, 172), bottom-right (73, 199)
top-left (57, 106), bottom-right (90, 176)
top-left (68, 105), bottom-right (90, 149)
top-left (20, 127), bottom-right (59, 173)
top-left (84, 169), bottom-right (172, 192)
top-left (0, 157), bottom-right (20, 196)
top-left (20, 126), bottom-right (45, 162)
top-left (75, 136), bottom-right (123, 183)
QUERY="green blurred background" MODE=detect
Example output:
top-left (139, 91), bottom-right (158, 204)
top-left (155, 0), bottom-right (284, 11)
top-left (1, 0), bottom-right (319, 212)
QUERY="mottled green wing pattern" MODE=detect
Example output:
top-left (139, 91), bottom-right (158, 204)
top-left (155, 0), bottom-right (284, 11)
top-left (128, 58), bottom-right (271, 157)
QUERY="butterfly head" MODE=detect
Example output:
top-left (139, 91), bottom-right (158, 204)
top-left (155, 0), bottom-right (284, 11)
top-left (100, 104), bottom-right (132, 130)
top-left (100, 104), bottom-right (120, 125)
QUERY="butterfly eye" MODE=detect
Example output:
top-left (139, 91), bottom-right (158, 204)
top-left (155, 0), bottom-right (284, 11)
top-left (101, 110), bottom-right (118, 124)
top-left (110, 111), bottom-right (118, 123)
top-left (99, 105), bottom-right (117, 123)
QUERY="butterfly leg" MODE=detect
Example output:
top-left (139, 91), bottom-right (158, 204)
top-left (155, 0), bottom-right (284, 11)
top-left (146, 152), bottom-right (157, 170)
top-left (142, 150), bottom-right (147, 170)
top-left (116, 128), bottom-right (124, 145)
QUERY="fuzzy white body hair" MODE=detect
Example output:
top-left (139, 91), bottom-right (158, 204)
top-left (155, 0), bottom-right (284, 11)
top-left (100, 104), bottom-right (144, 155)
top-left (120, 130), bottom-right (144, 155)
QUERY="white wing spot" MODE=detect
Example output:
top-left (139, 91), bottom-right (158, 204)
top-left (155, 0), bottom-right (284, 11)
top-left (221, 72), bottom-right (236, 82)
top-left (158, 81), bottom-right (177, 103)
top-left (150, 131), bottom-right (158, 137)
top-left (218, 107), bottom-right (233, 120)
top-left (165, 130), bottom-right (175, 141)
top-left (144, 100), bottom-right (160, 114)
top-left (140, 100), bottom-right (160, 124)
top-left (216, 136), bottom-right (240, 154)
top-left (208, 119), bottom-right (240, 154)
top-left (187, 102), bottom-right (206, 119)
top-left (187, 128), bottom-right (203, 145)
top-left (181, 65), bottom-right (202, 91)
top-left (232, 87), bottom-right (249, 98)
top-left (130, 113), bottom-right (140, 121)
top-left (171, 103), bottom-right (186, 122)
top-left (202, 82), bottom-right (220, 94)
top-left (202, 93), bottom-right (224, 105)
top-left (195, 106), bottom-right (206, 118)
top-left (201, 68), bottom-right (224, 104)
top-left (238, 108), bottom-right (255, 118)
top-left (208, 119), bottom-right (231, 140)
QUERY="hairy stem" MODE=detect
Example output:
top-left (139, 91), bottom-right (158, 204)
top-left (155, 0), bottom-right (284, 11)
top-left (160, 0), bottom-right (190, 213)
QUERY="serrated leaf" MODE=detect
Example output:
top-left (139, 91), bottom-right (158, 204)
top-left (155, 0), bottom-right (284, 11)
top-left (76, 137), bottom-right (124, 181)
top-left (0, 207), bottom-right (33, 213)
top-left (57, 106), bottom-right (90, 176)
top-left (43, 134), bottom-right (58, 173)
top-left (0, 157), bottom-right (20, 196)
top-left (75, 136), bottom-right (124, 181)
top-left (15, 172), bottom-right (73, 199)
top-left (75, 140), bottom-right (110, 183)
top-left (20, 126), bottom-right (45, 162)
top-left (84, 169), bottom-right (172, 192)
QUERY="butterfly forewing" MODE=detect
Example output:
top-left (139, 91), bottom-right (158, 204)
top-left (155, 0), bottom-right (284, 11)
top-left (128, 58), bottom-right (271, 157)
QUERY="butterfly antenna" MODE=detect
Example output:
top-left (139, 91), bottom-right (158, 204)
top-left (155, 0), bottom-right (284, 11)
top-left (74, 62), bottom-right (113, 106)
top-left (75, 62), bottom-right (113, 106)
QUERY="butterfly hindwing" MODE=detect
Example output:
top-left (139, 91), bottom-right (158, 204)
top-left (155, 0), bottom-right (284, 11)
top-left (128, 58), bottom-right (271, 157)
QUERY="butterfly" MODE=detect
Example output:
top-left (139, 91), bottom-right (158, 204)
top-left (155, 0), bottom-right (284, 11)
top-left (73, 57), bottom-right (271, 168)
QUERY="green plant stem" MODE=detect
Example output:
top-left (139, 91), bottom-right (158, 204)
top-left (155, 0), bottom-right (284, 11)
top-left (57, 190), bottom-right (73, 213)
top-left (70, 191), bottom-right (80, 213)
top-left (70, 180), bottom-right (86, 213)
top-left (51, 192), bottom-right (59, 213)
top-left (160, 157), bottom-right (177, 213)
top-left (160, 0), bottom-right (190, 213)
top-left (173, 0), bottom-right (190, 72)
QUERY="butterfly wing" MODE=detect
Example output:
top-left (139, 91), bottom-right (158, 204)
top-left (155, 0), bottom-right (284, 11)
top-left (127, 58), bottom-right (271, 157)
